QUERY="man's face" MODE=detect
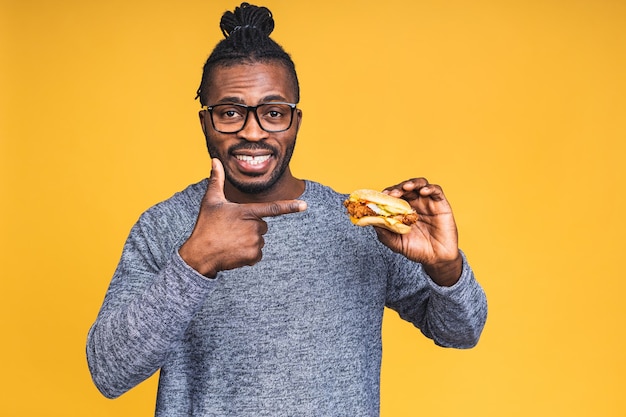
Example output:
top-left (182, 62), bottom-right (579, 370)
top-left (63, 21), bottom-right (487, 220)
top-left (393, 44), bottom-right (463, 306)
top-left (200, 62), bottom-right (302, 195)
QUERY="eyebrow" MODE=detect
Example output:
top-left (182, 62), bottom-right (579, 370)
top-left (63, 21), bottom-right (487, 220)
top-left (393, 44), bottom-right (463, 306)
top-left (214, 95), bottom-right (290, 105)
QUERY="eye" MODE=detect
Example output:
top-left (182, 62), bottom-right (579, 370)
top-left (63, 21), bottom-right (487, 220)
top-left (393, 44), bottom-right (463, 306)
top-left (215, 105), bottom-right (245, 121)
top-left (268, 110), bottom-right (282, 119)
top-left (260, 104), bottom-right (289, 119)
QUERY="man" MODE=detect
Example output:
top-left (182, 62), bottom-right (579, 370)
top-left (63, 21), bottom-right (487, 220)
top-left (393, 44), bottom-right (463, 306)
top-left (87, 3), bottom-right (487, 416)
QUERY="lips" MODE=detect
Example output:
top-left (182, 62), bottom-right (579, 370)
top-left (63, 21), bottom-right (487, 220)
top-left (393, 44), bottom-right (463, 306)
top-left (231, 150), bottom-right (274, 174)
top-left (228, 142), bottom-right (278, 175)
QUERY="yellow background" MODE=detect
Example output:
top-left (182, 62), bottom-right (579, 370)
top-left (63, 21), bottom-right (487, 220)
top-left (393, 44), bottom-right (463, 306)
top-left (2, 0), bottom-right (625, 415)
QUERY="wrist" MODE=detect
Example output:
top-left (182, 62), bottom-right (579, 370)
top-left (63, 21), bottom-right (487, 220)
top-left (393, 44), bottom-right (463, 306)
top-left (422, 252), bottom-right (463, 287)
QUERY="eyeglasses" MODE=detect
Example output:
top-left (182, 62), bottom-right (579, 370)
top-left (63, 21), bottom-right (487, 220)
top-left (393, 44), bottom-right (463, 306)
top-left (201, 102), bottom-right (297, 133)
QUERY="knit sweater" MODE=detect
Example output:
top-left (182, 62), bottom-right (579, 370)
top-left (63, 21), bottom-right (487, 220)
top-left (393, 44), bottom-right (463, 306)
top-left (87, 179), bottom-right (487, 416)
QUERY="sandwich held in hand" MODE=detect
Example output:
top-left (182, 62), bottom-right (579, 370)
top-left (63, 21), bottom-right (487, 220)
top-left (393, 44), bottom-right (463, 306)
top-left (343, 189), bottom-right (418, 234)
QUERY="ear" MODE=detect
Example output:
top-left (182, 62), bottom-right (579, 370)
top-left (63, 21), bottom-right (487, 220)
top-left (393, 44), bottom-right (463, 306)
top-left (294, 108), bottom-right (303, 133)
top-left (199, 110), bottom-right (208, 136)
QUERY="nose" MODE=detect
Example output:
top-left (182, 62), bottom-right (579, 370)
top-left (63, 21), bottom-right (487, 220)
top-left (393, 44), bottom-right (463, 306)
top-left (236, 108), bottom-right (269, 142)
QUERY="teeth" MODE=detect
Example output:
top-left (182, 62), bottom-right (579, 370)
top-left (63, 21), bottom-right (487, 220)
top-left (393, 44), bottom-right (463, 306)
top-left (235, 155), bottom-right (271, 165)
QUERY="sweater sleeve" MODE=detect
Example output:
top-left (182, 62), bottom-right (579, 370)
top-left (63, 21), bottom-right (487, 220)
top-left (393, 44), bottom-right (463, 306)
top-left (86, 201), bottom-right (216, 399)
top-left (385, 250), bottom-right (487, 349)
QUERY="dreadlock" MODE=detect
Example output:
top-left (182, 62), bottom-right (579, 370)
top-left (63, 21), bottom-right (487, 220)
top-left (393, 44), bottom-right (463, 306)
top-left (195, 2), bottom-right (300, 106)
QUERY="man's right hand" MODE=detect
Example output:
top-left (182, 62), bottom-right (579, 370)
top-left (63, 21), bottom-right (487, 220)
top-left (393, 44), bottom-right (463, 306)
top-left (178, 158), bottom-right (307, 278)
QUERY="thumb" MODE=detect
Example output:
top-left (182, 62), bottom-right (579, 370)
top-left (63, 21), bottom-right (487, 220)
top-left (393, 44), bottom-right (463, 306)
top-left (205, 158), bottom-right (226, 204)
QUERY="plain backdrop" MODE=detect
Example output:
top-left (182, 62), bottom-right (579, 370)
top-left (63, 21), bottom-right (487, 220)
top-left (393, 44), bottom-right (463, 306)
top-left (1, 0), bottom-right (625, 416)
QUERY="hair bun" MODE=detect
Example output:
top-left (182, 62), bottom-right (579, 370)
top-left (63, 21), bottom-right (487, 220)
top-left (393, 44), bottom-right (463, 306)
top-left (220, 2), bottom-right (275, 38)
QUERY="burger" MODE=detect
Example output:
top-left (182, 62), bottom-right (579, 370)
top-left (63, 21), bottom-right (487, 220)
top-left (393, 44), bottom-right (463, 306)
top-left (343, 189), bottom-right (418, 234)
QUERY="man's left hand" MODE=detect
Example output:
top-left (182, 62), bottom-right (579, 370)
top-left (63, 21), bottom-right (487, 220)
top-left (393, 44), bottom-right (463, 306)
top-left (374, 178), bottom-right (462, 286)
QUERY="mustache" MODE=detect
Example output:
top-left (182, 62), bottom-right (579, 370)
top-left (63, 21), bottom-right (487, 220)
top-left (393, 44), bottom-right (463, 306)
top-left (228, 142), bottom-right (278, 154)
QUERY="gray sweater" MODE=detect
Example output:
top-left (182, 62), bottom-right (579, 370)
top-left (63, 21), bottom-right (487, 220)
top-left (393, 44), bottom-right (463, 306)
top-left (87, 179), bottom-right (487, 416)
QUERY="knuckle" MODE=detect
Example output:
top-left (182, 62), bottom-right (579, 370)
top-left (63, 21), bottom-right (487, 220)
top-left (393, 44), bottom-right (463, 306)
top-left (245, 248), bottom-right (263, 265)
top-left (267, 202), bottom-right (283, 216)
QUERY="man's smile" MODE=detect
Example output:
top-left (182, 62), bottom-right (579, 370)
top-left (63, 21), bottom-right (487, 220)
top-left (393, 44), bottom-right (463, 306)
top-left (234, 154), bottom-right (272, 165)
top-left (231, 151), bottom-right (275, 174)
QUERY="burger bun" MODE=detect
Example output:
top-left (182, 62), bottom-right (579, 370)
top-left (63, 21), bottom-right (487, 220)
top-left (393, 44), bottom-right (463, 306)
top-left (354, 216), bottom-right (413, 234)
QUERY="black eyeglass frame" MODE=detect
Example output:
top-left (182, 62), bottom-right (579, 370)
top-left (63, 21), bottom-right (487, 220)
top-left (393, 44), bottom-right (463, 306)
top-left (201, 102), bottom-right (298, 134)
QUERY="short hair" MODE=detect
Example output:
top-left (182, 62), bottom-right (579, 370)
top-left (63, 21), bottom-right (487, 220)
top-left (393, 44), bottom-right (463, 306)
top-left (195, 2), bottom-right (300, 106)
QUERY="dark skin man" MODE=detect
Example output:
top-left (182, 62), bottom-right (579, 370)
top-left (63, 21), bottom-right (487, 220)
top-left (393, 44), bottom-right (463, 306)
top-left (180, 61), bottom-right (462, 285)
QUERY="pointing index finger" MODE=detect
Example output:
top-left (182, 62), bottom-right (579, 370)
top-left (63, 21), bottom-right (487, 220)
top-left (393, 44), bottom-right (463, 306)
top-left (245, 200), bottom-right (308, 219)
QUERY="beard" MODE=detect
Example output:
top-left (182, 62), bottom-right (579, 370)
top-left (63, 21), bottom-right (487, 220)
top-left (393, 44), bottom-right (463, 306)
top-left (206, 139), bottom-right (296, 194)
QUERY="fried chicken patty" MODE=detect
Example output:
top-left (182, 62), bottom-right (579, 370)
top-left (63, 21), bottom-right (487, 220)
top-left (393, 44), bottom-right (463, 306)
top-left (343, 200), bottom-right (418, 226)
